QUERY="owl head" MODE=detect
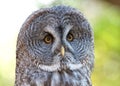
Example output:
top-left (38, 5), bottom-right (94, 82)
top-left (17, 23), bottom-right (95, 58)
top-left (17, 5), bottom-right (94, 72)
top-left (16, 5), bottom-right (94, 86)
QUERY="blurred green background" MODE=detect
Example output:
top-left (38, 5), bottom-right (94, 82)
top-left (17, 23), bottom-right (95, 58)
top-left (0, 0), bottom-right (120, 86)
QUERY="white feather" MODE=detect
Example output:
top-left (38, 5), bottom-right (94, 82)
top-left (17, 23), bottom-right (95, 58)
top-left (68, 63), bottom-right (83, 70)
top-left (38, 63), bottom-right (60, 72)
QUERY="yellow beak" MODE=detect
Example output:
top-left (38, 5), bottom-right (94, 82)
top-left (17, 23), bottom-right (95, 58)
top-left (61, 46), bottom-right (65, 57)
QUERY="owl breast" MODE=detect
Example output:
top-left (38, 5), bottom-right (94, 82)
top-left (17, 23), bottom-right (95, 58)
top-left (27, 68), bottom-right (91, 86)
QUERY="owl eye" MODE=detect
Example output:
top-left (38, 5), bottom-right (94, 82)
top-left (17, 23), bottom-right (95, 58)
top-left (67, 33), bottom-right (74, 42)
top-left (44, 34), bottom-right (53, 44)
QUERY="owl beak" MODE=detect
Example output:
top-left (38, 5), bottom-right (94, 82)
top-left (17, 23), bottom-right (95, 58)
top-left (61, 46), bottom-right (65, 57)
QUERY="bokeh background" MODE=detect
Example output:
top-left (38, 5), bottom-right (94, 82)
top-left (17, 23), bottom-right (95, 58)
top-left (0, 0), bottom-right (120, 86)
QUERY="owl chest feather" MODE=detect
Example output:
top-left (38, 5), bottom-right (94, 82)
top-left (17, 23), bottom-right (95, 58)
top-left (24, 68), bottom-right (91, 86)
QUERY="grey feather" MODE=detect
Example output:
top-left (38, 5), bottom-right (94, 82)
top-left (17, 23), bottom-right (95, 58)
top-left (15, 5), bottom-right (94, 86)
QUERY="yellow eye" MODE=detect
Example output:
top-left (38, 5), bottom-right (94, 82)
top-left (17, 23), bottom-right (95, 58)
top-left (67, 33), bottom-right (74, 42)
top-left (44, 34), bottom-right (53, 44)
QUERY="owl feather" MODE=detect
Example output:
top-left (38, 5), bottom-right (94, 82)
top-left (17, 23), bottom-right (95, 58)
top-left (15, 5), bottom-right (94, 86)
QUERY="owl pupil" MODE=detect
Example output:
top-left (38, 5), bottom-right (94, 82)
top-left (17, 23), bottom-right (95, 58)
top-left (67, 33), bottom-right (74, 41)
top-left (44, 35), bottom-right (53, 44)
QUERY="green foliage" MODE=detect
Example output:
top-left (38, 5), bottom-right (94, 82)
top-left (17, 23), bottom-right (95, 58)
top-left (92, 5), bottom-right (120, 86)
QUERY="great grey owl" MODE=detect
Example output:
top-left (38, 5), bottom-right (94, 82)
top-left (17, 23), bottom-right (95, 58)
top-left (15, 6), bottom-right (94, 86)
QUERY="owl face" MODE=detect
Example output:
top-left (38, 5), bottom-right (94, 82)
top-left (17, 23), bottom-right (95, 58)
top-left (18, 7), bottom-right (94, 73)
top-left (16, 6), bottom-right (94, 86)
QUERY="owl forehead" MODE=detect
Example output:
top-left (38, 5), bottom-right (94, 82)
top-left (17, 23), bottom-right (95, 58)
top-left (32, 12), bottom-right (83, 33)
top-left (31, 15), bottom-right (73, 36)
top-left (44, 25), bottom-right (72, 37)
top-left (32, 7), bottom-right (85, 28)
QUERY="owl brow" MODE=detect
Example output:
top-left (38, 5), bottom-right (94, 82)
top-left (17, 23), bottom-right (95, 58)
top-left (63, 25), bottom-right (73, 38)
top-left (44, 26), bottom-right (56, 36)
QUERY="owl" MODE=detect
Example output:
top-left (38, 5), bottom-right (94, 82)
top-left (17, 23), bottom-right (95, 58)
top-left (15, 6), bottom-right (94, 86)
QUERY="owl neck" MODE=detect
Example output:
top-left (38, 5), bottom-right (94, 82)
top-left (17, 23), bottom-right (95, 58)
top-left (22, 68), bottom-right (92, 86)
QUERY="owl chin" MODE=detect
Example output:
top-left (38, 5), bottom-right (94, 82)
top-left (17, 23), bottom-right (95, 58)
top-left (38, 62), bottom-right (83, 72)
top-left (38, 52), bottom-right (84, 72)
